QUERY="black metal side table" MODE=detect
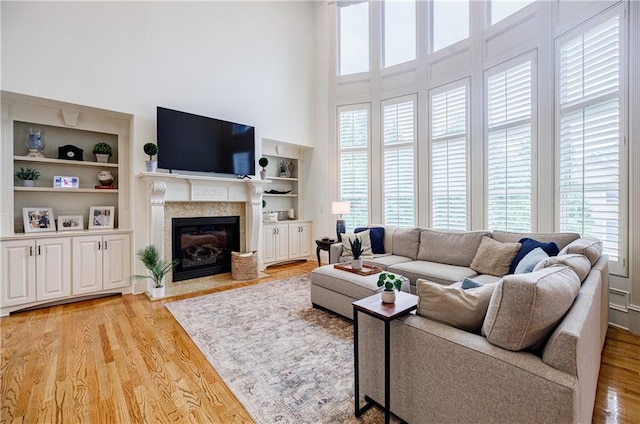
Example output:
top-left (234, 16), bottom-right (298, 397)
top-left (353, 291), bottom-right (418, 424)
top-left (315, 239), bottom-right (336, 267)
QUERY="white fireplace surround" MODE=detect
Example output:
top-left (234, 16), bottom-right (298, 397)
top-left (138, 172), bottom-right (269, 271)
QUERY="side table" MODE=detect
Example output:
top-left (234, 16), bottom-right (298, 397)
top-left (353, 291), bottom-right (418, 424)
top-left (315, 239), bottom-right (336, 267)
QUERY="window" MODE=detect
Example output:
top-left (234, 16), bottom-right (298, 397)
top-left (338, 105), bottom-right (370, 230)
top-left (431, 0), bottom-right (469, 52)
top-left (339, 2), bottom-right (369, 75)
top-left (557, 12), bottom-right (625, 274)
top-left (383, 0), bottom-right (416, 67)
top-left (382, 97), bottom-right (416, 227)
top-left (430, 82), bottom-right (468, 231)
top-left (486, 57), bottom-right (534, 232)
top-left (490, 0), bottom-right (534, 25)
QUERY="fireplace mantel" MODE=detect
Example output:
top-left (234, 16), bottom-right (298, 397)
top-left (138, 172), bottom-right (269, 269)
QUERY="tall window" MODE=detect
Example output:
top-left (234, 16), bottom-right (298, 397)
top-left (431, 0), bottom-right (469, 52)
top-left (338, 106), bottom-right (370, 230)
top-left (430, 82), bottom-right (468, 231)
top-left (383, 0), bottom-right (416, 68)
top-left (557, 11), bottom-right (625, 274)
top-left (339, 2), bottom-right (369, 75)
top-left (490, 0), bottom-right (534, 25)
top-left (382, 97), bottom-right (416, 227)
top-left (486, 57), bottom-right (534, 232)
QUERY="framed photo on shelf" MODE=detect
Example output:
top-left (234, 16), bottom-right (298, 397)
top-left (88, 206), bottom-right (115, 229)
top-left (53, 176), bottom-right (79, 189)
top-left (23, 207), bottom-right (56, 233)
top-left (57, 215), bottom-right (84, 231)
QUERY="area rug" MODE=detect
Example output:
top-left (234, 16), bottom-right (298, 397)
top-left (166, 274), bottom-right (392, 423)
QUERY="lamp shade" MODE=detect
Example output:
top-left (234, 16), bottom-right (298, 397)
top-left (332, 201), bottom-right (350, 215)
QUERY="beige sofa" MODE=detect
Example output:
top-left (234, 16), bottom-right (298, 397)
top-left (323, 227), bottom-right (609, 423)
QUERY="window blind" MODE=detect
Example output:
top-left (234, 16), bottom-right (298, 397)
top-left (339, 107), bottom-right (369, 230)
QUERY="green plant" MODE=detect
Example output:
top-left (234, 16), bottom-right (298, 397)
top-left (258, 157), bottom-right (269, 170)
top-left (377, 272), bottom-right (403, 292)
top-left (131, 245), bottom-right (180, 288)
top-left (92, 142), bottom-right (113, 156)
top-left (143, 142), bottom-right (159, 160)
top-left (14, 167), bottom-right (40, 180)
top-left (262, 199), bottom-right (266, 208)
top-left (349, 236), bottom-right (364, 260)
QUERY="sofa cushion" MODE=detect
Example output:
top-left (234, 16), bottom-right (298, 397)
top-left (391, 227), bottom-right (421, 260)
top-left (482, 266), bottom-right (581, 351)
top-left (416, 279), bottom-right (497, 332)
top-left (491, 230), bottom-right (579, 250)
top-left (388, 261), bottom-right (477, 285)
top-left (508, 238), bottom-right (560, 275)
top-left (472, 274), bottom-right (502, 284)
top-left (534, 254), bottom-right (592, 283)
top-left (341, 231), bottom-right (373, 258)
top-left (559, 237), bottom-right (602, 266)
top-left (470, 236), bottom-right (521, 277)
top-left (362, 254), bottom-right (413, 270)
top-left (355, 226), bottom-right (385, 254)
top-left (418, 229), bottom-right (491, 267)
top-left (514, 247), bottom-right (549, 274)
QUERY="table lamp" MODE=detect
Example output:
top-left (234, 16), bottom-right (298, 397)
top-left (332, 201), bottom-right (350, 241)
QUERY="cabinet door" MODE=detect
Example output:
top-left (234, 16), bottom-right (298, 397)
top-left (299, 222), bottom-right (312, 257)
top-left (72, 236), bottom-right (103, 295)
top-left (275, 224), bottom-right (289, 261)
top-left (262, 224), bottom-right (277, 264)
top-left (102, 234), bottom-right (131, 290)
top-left (1, 240), bottom-right (36, 307)
top-left (36, 237), bottom-right (71, 301)
top-left (288, 224), bottom-right (301, 259)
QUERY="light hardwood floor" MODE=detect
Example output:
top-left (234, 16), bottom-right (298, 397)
top-left (1, 260), bottom-right (639, 423)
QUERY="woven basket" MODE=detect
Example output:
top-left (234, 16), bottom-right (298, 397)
top-left (231, 251), bottom-right (259, 280)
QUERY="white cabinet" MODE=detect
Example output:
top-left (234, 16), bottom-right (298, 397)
top-left (263, 223), bottom-right (289, 264)
top-left (288, 222), bottom-right (311, 259)
top-left (72, 234), bottom-right (130, 295)
top-left (1, 237), bottom-right (71, 307)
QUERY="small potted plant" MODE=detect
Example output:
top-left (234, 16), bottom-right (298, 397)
top-left (132, 245), bottom-right (180, 298)
top-left (92, 142), bottom-right (113, 163)
top-left (377, 272), bottom-right (404, 303)
top-left (258, 157), bottom-right (269, 179)
top-left (15, 167), bottom-right (40, 187)
top-left (144, 142), bottom-right (159, 172)
top-left (350, 236), bottom-right (364, 270)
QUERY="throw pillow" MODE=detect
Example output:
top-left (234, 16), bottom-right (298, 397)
top-left (514, 247), bottom-right (549, 274)
top-left (416, 279), bottom-right (497, 332)
top-left (533, 253), bottom-right (592, 283)
top-left (559, 237), bottom-right (602, 266)
top-left (470, 237), bottom-right (521, 277)
top-left (482, 265), bottom-right (580, 351)
top-left (391, 227), bottom-right (421, 260)
top-left (355, 226), bottom-right (385, 254)
top-left (508, 238), bottom-right (560, 275)
top-left (341, 231), bottom-right (373, 257)
top-left (461, 278), bottom-right (484, 290)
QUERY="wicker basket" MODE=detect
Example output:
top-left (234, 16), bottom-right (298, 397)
top-left (231, 251), bottom-right (259, 280)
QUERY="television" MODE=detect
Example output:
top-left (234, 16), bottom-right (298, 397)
top-left (157, 107), bottom-right (255, 176)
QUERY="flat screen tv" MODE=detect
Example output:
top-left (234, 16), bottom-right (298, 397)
top-left (157, 107), bottom-right (255, 176)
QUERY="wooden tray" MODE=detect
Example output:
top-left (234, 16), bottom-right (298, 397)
top-left (333, 263), bottom-right (382, 276)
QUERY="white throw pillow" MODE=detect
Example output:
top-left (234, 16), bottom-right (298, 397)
top-left (341, 230), bottom-right (373, 257)
top-left (514, 247), bottom-right (549, 274)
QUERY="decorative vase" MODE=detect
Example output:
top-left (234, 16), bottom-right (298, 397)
top-left (95, 153), bottom-right (110, 163)
top-left (96, 170), bottom-right (114, 186)
top-left (260, 169), bottom-right (267, 180)
top-left (25, 128), bottom-right (45, 158)
top-left (151, 286), bottom-right (165, 298)
top-left (146, 160), bottom-right (158, 172)
top-left (351, 258), bottom-right (363, 270)
top-left (22, 179), bottom-right (35, 187)
top-left (381, 289), bottom-right (396, 304)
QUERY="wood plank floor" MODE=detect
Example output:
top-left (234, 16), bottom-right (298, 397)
top-left (1, 260), bottom-right (639, 423)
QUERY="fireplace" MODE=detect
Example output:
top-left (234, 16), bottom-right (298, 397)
top-left (172, 216), bottom-right (240, 282)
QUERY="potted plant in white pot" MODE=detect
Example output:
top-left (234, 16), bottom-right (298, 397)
top-left (350, 236), bottom-right (364, 270)
top-left (144, 142), bottom-right (159, 172)
top-left (92, 142), bottom-right (113, 163)
top-left (14, 167), bottom-right (40, 187)
top-left (132, 245), bottom-right (179, 298)
top-left (258, 157), bottom-right (268, 179)
top-left (377, 272), bottom-right (404, 304)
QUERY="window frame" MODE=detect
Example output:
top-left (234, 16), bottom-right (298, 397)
top-left (337, 0), bottom-right (371, 77)
top-left (381, 0), bottom-right (417, 69)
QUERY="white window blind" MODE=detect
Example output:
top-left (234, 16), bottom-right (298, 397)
top-left (339, 107), bottom-right (369, 230)
top-left (486, 59), bottom-right (533, 232)
top-left (558, 14), bottom-right (623, 270)
top-left (382, 99), bottom-right (416, 227)
top-left (430, 84), bottom-right (468, 231)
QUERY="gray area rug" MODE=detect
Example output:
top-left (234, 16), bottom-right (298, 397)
top-left (166, 274), bottom-right (392, 423)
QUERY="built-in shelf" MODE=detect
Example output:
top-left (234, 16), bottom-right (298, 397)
top-left (268, 176), bottom-right (299, 182)
top-left (263, 193), bottom-right (298, 198)
top-left (14, 187), bottom-right (119, 193)
top-left (14, 156), bottom-right (119, 168)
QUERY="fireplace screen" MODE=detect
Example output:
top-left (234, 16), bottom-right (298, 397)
top-left (172, 216), bottom-right (240, 282)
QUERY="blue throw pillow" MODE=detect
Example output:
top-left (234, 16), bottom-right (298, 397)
top-left (514, 247), bottom-right (549, 274)
top-left (508, 238), bottom-right (560, 274)
top-left (461, 278), bottom-right (484, 290)
top-left (355, 227), bottom-right (385, 254)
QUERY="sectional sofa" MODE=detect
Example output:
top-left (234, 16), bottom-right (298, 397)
top-left (316, 226), bottom-right (609, 423)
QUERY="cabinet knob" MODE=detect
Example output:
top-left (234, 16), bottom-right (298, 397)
top-left (38, 245), bottom-right (41, 255)
top-left (104, 241), bottom-right (108, 250)
top-left (98, 241), bottom-right (101, 250)
top-left (29, 246), bottom-right (33, 256)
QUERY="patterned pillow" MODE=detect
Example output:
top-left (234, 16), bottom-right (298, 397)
top-left (341, 230), bottom-right (373, 257)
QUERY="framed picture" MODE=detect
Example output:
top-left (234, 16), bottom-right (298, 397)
top-left (88, 206), bottom-right (115, 229)
top-left (57, 215), bottom-right (84, 231)
top-left (53, 176), bottom-right (79, 188)
top-left (23, 207), bottom-right (56, 233)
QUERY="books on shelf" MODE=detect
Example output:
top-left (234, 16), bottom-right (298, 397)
top-left (94, 185), bottom-right (117, 189)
